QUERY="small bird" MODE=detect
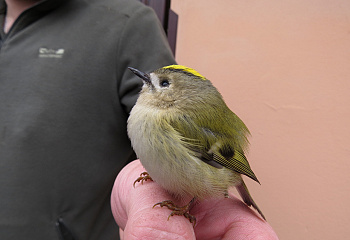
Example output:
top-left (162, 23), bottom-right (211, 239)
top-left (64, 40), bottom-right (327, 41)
top-left (127, 65), bottom-right (265, 225)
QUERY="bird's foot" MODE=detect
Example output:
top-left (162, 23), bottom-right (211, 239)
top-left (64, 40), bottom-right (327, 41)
top-left (153, 198), bottom-right (196, 227)
top-left (133, 172), bottom-right (153, 187)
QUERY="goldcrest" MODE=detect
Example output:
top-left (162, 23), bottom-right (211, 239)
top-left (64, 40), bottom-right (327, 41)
top-left (128, 65), bottom-right (265, 225)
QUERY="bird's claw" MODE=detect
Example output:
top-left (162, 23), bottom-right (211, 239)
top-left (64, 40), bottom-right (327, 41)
top-left (133, 172), bottom-right (153, 187)
top-left (153, 199), bottom-right (197, 227)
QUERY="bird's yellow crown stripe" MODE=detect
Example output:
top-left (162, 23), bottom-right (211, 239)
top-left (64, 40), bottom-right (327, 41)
top-left (163, 65), bottom-right (207, 80)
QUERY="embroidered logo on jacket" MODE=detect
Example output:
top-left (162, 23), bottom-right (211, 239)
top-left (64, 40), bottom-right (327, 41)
top-left (38, 48), bottom-right (65, 58)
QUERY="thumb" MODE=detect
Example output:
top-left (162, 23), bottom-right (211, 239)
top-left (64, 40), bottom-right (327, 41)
top-left (111, 160), bottom-right (195, 240)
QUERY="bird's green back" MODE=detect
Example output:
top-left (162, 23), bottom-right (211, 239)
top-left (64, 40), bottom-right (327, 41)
top-left (168, 95), bottom-right (259, 183)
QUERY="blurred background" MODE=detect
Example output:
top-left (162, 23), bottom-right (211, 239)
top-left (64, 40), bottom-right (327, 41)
top-left (171, 0), bottom-right (350, 239)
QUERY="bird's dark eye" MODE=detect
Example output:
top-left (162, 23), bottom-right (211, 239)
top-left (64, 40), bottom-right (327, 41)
top-left (160, 79), bottom-right (170, 87)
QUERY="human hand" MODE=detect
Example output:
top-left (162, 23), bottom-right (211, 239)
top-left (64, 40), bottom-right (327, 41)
top-left (111, 160), bottom-right (279, 240)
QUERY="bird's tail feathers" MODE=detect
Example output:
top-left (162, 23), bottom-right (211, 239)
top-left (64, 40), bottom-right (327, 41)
top-left (236, 181), bottom-right (266, 220)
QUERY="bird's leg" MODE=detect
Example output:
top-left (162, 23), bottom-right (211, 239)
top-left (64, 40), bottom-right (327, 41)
top-left (153, 197), bottom-right (197, 226)
top-left (224, 191), bottom-right (229, 198)
top-left (133, 172), bottom-right (153, 187)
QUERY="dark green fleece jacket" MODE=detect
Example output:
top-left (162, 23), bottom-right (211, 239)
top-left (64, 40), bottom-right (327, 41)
top-left (0, 0), bottom-right (175, 239)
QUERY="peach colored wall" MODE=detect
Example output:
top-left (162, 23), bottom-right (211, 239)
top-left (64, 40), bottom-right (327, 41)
top-left (171, 0), bottom-right (350, 239)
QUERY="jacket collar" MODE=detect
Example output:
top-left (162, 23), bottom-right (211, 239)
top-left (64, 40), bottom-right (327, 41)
top-left (1, 0), bottom-right (70, 37)
top-left (0, 0), bottom-right (70, 13)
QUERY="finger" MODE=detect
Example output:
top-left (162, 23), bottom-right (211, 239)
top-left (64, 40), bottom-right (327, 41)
top-left (192, 196), bottom-right (278, 240)
top-left (119, 228), bottom-right (124, 240)
top-left (111, 160), bottom-right (196, 240)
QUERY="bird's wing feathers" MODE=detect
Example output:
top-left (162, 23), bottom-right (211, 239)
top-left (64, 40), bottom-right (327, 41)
top-left (169, 110), bottom-right (259, 183)
top-left (212, 149), bottom-right (259, 183)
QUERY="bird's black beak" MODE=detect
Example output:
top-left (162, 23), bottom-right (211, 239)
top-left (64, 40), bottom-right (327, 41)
top-left (128, 67), bottom-right (152, 85)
